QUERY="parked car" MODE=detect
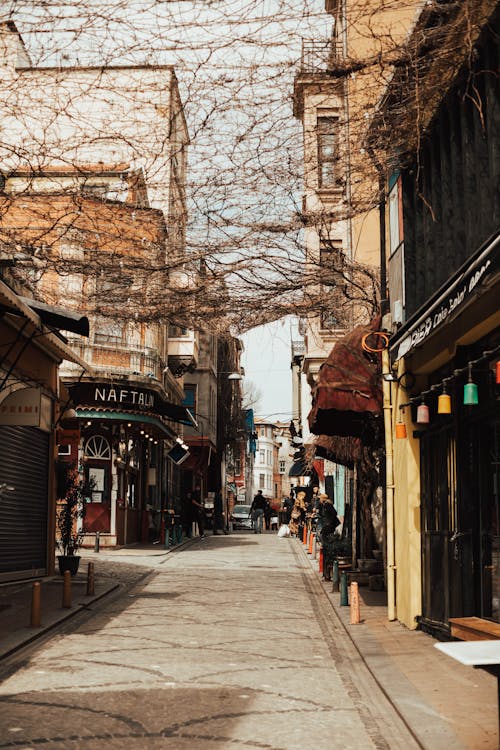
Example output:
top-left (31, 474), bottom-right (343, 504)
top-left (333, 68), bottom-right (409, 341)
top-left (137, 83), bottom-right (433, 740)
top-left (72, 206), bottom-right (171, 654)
top-left (231, 504), bottom-right (252, 530)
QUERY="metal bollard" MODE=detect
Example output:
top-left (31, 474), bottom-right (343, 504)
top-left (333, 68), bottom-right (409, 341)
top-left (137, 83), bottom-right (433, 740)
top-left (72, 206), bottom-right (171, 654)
top-left (340, 571), bottom-right (348, 606)
top-left (30, 581), bottom-right (41, 627)
top-left (332, 560), bottom-right (339, 592)
top-left (86, 561), bottom-right (95, 596)
top-left (176, 525), bottom-right (183, 545)
top-left (350, 581), bottom-right (360, 624)
top-left (94, 531), bottom-right (100, 553)
top-left (62, 570), bottom-right (72, 609)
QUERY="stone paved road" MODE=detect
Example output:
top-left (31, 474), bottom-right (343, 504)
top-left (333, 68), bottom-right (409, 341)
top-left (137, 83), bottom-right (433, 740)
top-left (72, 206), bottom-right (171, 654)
top-left (0, 534), bottom-right (420, 749)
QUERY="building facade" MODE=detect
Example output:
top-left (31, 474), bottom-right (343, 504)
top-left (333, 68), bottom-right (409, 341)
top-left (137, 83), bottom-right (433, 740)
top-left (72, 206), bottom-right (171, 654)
top-left (374, 1), bottom-right (499, 632)
top-left (0, 22), bottom-right (196, 548)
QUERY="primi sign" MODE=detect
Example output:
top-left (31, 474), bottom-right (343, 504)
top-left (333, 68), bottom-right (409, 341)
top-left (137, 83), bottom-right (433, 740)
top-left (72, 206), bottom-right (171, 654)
top-left (0, 387), bottom-right (52, 430)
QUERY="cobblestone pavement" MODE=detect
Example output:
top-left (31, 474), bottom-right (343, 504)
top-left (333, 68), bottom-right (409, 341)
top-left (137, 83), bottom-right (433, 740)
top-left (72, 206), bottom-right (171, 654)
top-left (0, 534), bottom-right (421, 750)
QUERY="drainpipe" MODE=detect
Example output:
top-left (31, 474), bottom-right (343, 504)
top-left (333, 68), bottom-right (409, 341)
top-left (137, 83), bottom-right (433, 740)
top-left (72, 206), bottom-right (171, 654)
top-left (382, 348), bottom-right (396, 621)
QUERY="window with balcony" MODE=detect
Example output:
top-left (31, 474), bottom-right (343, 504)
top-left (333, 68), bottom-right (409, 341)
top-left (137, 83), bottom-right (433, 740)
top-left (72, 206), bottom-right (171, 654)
top-left (94, 318), bottom-right (123, 346)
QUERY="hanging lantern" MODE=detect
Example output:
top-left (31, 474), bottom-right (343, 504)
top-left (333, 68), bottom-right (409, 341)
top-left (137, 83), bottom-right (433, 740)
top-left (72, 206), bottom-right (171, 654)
top-left (416, 399), bottom-right (430, 424)
top-left (463, 363), bottom-right (478, 406)
top-left (395, 421), bottom-right (407, 439)
top-left (437, 384), bottom-right (452, 415)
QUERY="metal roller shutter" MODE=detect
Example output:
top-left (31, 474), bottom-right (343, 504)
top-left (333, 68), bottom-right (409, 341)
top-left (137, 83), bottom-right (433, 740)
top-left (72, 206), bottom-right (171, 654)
top-left (0, 425), bottom-right (49, 580)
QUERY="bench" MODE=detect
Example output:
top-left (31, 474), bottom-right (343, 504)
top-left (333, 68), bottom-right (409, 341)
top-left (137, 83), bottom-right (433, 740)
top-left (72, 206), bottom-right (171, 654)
top-left (449, 617), bottom-right (500, 641)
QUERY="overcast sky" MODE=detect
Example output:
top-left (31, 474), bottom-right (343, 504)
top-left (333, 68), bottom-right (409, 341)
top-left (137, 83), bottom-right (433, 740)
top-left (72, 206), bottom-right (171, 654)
top-left (241, 316), bottom-right (300, 421)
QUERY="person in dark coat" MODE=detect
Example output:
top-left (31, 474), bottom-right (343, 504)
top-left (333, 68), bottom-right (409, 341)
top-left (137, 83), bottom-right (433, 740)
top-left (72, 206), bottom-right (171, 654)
top-left (249, 490), bottom-right (267, 534)
top-left (319, 495), bottom-right (340, 543)
top-left (263, 499), bottom-right (272, 531)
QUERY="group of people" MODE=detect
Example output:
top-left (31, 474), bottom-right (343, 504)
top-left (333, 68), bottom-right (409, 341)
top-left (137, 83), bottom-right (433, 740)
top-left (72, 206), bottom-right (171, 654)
top-left (280, 485), bottom-right (340, 544)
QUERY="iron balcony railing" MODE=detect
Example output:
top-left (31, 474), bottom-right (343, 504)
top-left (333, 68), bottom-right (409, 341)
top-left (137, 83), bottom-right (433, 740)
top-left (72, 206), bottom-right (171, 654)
top-left (299, 39), bottom-right (343, 74)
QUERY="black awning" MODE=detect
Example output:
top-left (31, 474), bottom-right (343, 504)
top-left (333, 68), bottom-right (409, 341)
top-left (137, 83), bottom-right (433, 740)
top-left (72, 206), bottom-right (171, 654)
top-left (159, 402), bottom-right (197, 428)
top-left (289, 460), bottom-right (311, 477)
top-left (18, 296), bottom-right (89, 336)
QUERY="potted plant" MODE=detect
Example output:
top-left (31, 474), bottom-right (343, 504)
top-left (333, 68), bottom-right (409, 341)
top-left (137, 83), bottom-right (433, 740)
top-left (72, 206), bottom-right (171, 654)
top-left (330, 532), bottom-right (352, 564)
top-left (56, 462), bottom-right (87, 576)
top-left (321, 531), bottom-right (352, 577)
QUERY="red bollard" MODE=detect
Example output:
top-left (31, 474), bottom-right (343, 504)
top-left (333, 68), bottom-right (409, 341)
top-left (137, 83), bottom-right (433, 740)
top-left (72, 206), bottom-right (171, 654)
top-left (30, 581), bottom-right (41, 627)
top-left (319, 548), bottom-right (324, 573)
top-left (308, 532), bottom-right (314, 554)
top-left (62, 570), bottom-right (72, 609)
top-left (302, 525), bottom-right (308, 545)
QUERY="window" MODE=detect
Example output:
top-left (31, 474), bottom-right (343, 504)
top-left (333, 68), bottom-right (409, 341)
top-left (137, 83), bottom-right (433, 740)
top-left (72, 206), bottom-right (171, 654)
top-left (259, 474), bottom-right (265, 489)
top-left (259, 449), bottom-right (265, 464)
top-left (267, 450), bottom-right (272, 465)
top-left (317, 116), bottom-right (338, 188)
top-left (168, 324), bottom-right (189, 338)
top-left (94, 318), bottom-right (123, 346)
top-left (85, 435), bottom-right (111, 460)
top-left (183, 384), bottom-right (197, 416)
top-left (279, 459), bottom-right (286, 474)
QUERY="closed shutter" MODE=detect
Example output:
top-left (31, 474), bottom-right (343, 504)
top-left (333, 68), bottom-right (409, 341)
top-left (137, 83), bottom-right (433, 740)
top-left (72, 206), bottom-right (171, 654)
top-left (0, 425), bottom-right (49, 579)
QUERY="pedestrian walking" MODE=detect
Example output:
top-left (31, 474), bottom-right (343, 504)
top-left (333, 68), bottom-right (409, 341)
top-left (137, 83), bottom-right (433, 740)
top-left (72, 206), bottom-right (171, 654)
top-left (249, 489), bottom-right (266, 534)
top-left (264, 499), bottom-right (272, 531)
top-left (191, 487), bottom-right (206, 538)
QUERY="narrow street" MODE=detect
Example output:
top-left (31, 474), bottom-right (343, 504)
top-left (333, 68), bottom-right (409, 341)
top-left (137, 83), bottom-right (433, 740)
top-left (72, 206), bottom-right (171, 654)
top-left (0, 534), bottom-right (420, 750)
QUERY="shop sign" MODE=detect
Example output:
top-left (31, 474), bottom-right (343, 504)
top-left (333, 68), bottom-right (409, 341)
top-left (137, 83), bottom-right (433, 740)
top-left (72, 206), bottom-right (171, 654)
top-left (0, 388), bottom-right (52, 430)
top-left (69, 382), bottom-right (156, 412)
top-left (394, 238), bottom-right (498, 360)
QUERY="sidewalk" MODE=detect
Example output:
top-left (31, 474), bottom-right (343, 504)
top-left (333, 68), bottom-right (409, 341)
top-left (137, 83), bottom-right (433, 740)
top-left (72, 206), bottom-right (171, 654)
top-left (298, 539), bottom-right (498, 750)
top-left (0, 539), bottom-right (195, 661)
top-left (0, 536), bottom-right (498, 750)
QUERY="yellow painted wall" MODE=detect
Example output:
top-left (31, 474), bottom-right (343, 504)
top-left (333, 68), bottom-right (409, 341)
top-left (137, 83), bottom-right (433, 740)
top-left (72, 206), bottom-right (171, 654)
top-left (392, 362), bottom-right (422, 629)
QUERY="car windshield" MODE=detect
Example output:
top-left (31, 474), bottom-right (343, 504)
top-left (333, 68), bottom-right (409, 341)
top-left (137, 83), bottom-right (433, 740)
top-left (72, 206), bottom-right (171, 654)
top-left (233, 505), bottom-right (250, 515)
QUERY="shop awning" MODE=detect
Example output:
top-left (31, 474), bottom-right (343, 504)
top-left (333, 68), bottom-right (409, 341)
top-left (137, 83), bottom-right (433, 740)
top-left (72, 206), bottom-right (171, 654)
top-left (18, 296), bottom-right (89, 336)
top-left (76, 409), bottom-right (176, 439)
top-left (307, 435), bottom-right (362, 470)
top-left (68, 380), bottom-right (197, 427)
top-left (308, 318), bottom-right (383, 443)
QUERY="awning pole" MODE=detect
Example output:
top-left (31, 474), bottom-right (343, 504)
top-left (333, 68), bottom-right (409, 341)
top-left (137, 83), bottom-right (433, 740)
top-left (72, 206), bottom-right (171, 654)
top-left (382, 348), bottom-right (396, 621)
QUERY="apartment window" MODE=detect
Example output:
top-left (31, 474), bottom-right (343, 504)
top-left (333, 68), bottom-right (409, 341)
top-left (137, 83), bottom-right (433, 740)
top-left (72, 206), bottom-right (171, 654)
top-left (267, 475), bottom-right (272, 490)
top-left (183, 384), bottom-right (197, 417)
top-left (279, 459), bottom-right (286, 474)
top-left (317, 116), bottom-right (338, 188)
top-left (259, 449), bottom-right (265, 464)
top-left (94, 318), bottom-right (123, 346)
top-left (259, 474), bottom-right (265, 489)
top-left (168, 324), bottom-right (189, 337)
top-left (267, 450), bottom-right (272, 465)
